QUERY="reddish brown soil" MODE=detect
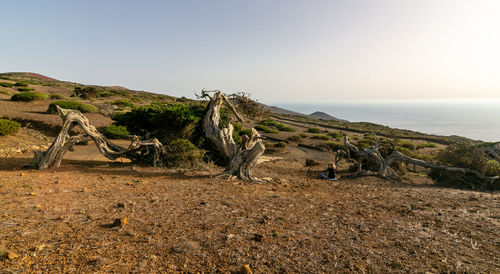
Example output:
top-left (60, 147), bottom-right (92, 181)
top-left (0, 148), bottom-right (498, 273)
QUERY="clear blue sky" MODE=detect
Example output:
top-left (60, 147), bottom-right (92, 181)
top-left (1, 0), bottom-right (499, 103)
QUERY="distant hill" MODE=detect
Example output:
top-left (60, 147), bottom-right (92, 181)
top-left (309, 111), bottom-right (348, 122)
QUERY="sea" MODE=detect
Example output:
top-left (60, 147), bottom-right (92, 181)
top-left (272, 99), bottom-right (500, 142)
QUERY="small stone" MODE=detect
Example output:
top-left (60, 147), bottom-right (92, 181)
top-left (468, 196), bottom-right (479, 201)
top-left (82, 187), bottom-right (88, 193)
top-left (119, 217), bottom-right (128, 227)
top-left (20, 172), bottom-right (25, 176)
top-left (251, 234), bottom-right (263, 242)
top-left (29, 192), bottom-right (37, 196)
top-left (7, 251), bottom-right (18, 260)
top-left (240, 264), bottom-right (252, 274)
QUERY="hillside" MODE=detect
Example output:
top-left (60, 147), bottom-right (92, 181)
top-left (0, 72), bottom-right (498, 272)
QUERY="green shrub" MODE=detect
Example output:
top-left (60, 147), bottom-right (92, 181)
top-left (239, 129), bottom-right (252, 136)
top-left (399, 140), bottom-right (415, 150)
top-left (47, 101), bottom-right (98, 113)
top-left (352, 135), bottom-right (360, 141)
top-left (231, 123), bottom-right (242, 132)
top-left (10, 92), bottom-right (48, 102)
top-left (17, 87), bottom-right (34, 92)
top-left (311, 134), bottom-right (330, 140)
top-left (49, 93), bottom-right (66, 99)
top-left (275, 123), bottom-right (296, 132)
top-left (110, 99), bottom-right (136, 109)
top-left (299, 133), bottom-right (308, 138)
top-left (101, 124), bottom-right (130, 139)
top-left (0, 90), bottom-right (13, 96)
top-left (260, 118), bottom-right (279, 127)
top-left (0, 82), bottom-right (13, 88)
top-left (415, 153), bottom-right (433, 161)
top-left (327, 132), bottom-right (342, 140)
top-left (72, 86), bottom-right (100, 99)
top-left (396, 146), bottom-right (415, 157)
top-left (288, 135), bottom-right (302, 142)
top-left (484, 160), bottom-right (500, 177)
top-left (98, 91), bottom-right (114, 97)
top-left (416, 142), bottom-right (437, 150)
top-left (13, 82), bottom-right (29, 87)
top-left (307, 128), bottom-right (321, 133)
top-left (113, 102), bottom-right (205, 143)
top-left (254, 125), bottom-right (279, 133)
top-left (163, 139), bottom-right (204, 168)
top-left (429, 143), bottom-right (498, 190)
top-left (0, 119), bottom-right (20, 136)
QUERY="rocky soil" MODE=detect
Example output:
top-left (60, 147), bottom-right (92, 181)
top-left (0, 145), bottom-right (498, 273)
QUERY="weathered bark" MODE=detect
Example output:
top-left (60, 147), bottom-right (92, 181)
top-left (337, 135), bottom-right (499, 184)
top-left (27, 106), bottom-right (163, 170)
top-left (199, 90), bottom-right (265, 181)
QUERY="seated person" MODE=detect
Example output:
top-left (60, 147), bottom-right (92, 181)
top-left (318, 163), bottom-right (338, 181)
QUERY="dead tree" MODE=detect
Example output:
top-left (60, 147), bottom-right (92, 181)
top-left (27, 106), bottom-right (163, 170)
top-left (199, 90), bottom-right (265, 181)
top-left (337, 135), bottom-right (499, 184)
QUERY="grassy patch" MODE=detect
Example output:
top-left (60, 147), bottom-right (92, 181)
top-left (101, 124), bottom-right (130, 139)
top-left (254, 125), bottom-right (279, 133)
top-left (10, 92), bottom-right (48, 102)
top-left (0, 82), bottom-right (14, 88)
top-left (311, 134), bottom-right (330, 140)
top-left (307, 127), bottom-right (322, 133)
top-left (0, 119), bottom-right (21, 136)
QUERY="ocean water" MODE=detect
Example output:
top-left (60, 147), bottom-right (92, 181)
top-left (273, 99), bottom-right (500, 142)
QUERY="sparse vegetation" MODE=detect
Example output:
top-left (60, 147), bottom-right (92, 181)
top-left (416, 142), bottom-right (437, 149)
top-left (0, 82), bottom-right (14, 88)
top-left (163, 139), bottom-right (204, 168)
top-left (110, 99), bottom-right (136, 109)
top-left (429, 143), bottom-right (499, 190)
top-left (13, 82), bottom-right (29, 87)
top-left (288, 135), bottom-right (302, 142)
top-left (47, 101), bottom-right (98, 113)
top-left (399, 140), bottom-right (415, 150)
top-left (317, 141), bottom-right (344, 151)
top-left (16, 87), bottom-right (34, 92)
top-left (0, 118), bottom-right (20, 136)
top-left (72, 86), bottom-right (100, 99)
top-left (254, 125), bottom-right (279, 133)
top-left (10, 92), bottom-right (48, 102)
top-left (307, 127), bottom-right (322, 133)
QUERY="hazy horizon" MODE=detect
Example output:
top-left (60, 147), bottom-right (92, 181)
top-left (1, 0), bottom-right (499, 102)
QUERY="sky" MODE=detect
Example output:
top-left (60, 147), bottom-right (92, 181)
top-left (1, 0), bottom-right (499, 103)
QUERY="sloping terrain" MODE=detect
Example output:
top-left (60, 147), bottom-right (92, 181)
top-left (0, 72), bottom-right (498, 272)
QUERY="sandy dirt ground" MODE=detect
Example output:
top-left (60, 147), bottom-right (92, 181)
top-left (0, 143), bottom-right (498, 273)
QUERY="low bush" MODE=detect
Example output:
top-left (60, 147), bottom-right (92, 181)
top-left (399, 140), bottom-right (415, 150)
top-left (17, 87), bottom-right (34, 92)
top-left (327, 132), bottom-right (342, 140)
top-left (299, 133), bottom-right (308, 138)
top-left (72, 86), bottom-right (100, 99)
top-left (416, 142), bottom-right (437, 150)
top-left (260, 118), bottom-right (279, 127)
top-left (0, 118), bottom-right (20, 136)
top-left (275, 123), bottom-right (295, 132)
top-left (101, 124), bottom-right (130, 139)
top-left (10, 92), bottom-right (48, 102)
top-left (0, 90), bottom-right (13, 96)
top-left (0, 82), bottom-right (13, 88)
top-left (311, 134), bottom-right (330, 140)
top-left (163, 139), bottom-right (204, 168)
top-left (273, 142), bottom-right (287, 148)
top-left (429, 143), bottom-right (499, 190)
top-left (305, 159), bottom-right (320, 167)
top-left (254, 125), bottom-right (279, 133)
top-left (239, 129), bottom-right (253, 136)
top-left (288, 135), bottom-right (302, 142)
top-left (49, 93), bottom-right (66, 99)
top-left (47, 100), bottom-right (98, 113)
top-left (13, 82), bottom-right (29, 87)
top-left (98, 91), bottom-right (114, 97)
top-left (307, 128), bottom-right (321, 133)
top-left (110, 99), bottom-right (136, 109)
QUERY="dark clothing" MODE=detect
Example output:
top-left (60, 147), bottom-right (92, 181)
top-left (326, 167), bottom-right (336, 179)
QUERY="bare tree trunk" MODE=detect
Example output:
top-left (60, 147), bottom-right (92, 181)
top-left (27, 106), bottom-right (163, 170)
top-left (199, 90), bottom-right (265, 181)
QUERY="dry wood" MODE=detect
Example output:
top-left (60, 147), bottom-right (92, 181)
top-left (199, 90), bottom-right (265, 181)
top-left (27, 106), bottom-right (163, 170)
top-left (337, 135), bottom-right (499, 184)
